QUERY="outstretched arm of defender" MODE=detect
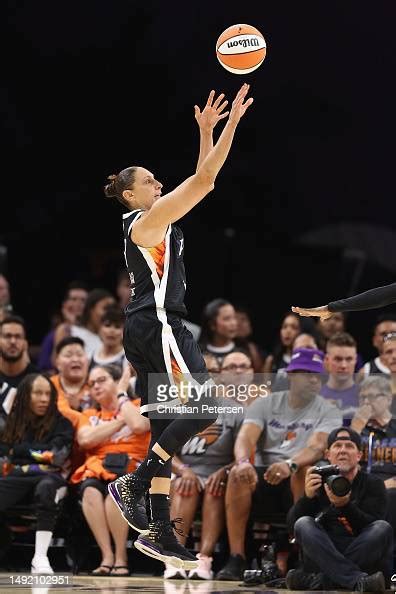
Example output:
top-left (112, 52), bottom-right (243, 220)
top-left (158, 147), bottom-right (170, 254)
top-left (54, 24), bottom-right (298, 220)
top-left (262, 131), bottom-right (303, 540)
top-left (133, 84), bottom-right (253, 246)
top-left (292, 281), bottom-right (396, 317)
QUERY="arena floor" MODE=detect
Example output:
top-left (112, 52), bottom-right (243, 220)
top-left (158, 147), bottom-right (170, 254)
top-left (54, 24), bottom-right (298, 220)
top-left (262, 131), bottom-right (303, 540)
top-left (0, 573), bottom-right (369, 594)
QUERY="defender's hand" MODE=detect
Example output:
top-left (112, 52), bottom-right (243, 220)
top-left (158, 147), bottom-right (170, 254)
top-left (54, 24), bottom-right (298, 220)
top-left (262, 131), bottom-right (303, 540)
top-left (194, 90), bottom-right (229, 132)
top-left (292, 305), bottom-right (332, 320)
top-left (305, 466), bottom-right (322, 498)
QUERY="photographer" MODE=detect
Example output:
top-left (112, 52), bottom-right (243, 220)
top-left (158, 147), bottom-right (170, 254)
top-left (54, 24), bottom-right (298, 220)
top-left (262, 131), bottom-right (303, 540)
top-left (286, 427), bottom-right (393, 592)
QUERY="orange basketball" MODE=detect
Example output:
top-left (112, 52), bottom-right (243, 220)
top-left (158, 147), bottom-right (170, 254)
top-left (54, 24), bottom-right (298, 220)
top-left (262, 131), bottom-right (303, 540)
top-left (216, 23), bottom-right (266, 74)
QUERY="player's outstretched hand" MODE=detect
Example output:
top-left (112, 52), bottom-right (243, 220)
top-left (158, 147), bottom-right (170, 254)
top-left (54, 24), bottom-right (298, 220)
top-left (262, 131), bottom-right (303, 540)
top-left (291, 305), bottom-right (332, 320)
top-left (194, 90), bottom-right (229, 132)
top-left (228, 83), bottom-right (254, 125)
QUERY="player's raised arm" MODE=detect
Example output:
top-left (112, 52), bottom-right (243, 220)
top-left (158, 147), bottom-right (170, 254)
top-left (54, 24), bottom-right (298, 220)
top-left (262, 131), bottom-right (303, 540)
top-left (194, 90), bottom-right (229, 172)
top-left (132, 83), bottom-right (253, 246)
top-left (292, 281), bottom-right (396, 318)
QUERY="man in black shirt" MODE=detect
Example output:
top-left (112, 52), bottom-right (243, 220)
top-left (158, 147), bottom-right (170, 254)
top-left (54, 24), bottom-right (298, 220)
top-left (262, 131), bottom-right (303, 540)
top-left (0, 315), bottom-right (37, 424)
top-left (286, 427), bottom-right (393, 592)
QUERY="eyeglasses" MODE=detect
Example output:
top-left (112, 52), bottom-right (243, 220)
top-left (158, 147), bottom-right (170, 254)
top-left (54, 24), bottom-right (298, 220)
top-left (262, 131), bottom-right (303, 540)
top-left (359, 392), bottom-right (388, 403)
top-left (383, 332), bottom-right (396, 342)
top-left (222, 364), bottom-right (252, 372)
top-left (87, 375), bottom-right (111, 388)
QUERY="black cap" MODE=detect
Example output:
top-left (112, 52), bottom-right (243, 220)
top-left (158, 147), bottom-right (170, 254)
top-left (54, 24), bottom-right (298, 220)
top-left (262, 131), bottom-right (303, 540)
top-left (327, 427), bottom-right (362, 450)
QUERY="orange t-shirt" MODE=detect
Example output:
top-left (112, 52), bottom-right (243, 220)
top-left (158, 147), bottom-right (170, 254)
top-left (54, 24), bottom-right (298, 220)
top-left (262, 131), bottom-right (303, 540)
top-left (70, 400), bottom-right (151, 483)
top-left (51, 373), bottom-right (93, 473)
top-left (51, 374), bottom-right (91, 429)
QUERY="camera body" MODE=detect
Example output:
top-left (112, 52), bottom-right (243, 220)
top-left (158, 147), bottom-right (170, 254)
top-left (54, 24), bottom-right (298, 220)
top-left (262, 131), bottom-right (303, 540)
top-left (243, 544), bottom-right (281, 586)
top-left (312, 463), bottom-right (351, 497)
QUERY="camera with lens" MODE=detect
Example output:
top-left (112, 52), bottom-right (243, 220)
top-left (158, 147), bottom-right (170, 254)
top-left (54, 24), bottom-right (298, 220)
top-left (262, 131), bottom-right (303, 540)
top-left (243, 544), bottom-right (281, 586)
top-left (312, 463), bottom-right (351, 497)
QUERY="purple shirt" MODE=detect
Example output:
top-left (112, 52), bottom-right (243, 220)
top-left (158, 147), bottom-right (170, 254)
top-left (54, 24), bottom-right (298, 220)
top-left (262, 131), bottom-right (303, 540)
top-left (320, 383), bottom-right (360, 425)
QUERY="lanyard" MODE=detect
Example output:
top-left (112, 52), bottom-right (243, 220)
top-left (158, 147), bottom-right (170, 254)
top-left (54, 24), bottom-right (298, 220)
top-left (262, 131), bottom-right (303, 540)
top-left (367, 431), bottom-right (374, 473)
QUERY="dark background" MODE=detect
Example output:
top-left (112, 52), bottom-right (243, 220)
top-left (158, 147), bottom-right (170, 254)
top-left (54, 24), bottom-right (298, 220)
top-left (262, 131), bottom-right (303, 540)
top-left (2, 1), bottom-right (396, 358)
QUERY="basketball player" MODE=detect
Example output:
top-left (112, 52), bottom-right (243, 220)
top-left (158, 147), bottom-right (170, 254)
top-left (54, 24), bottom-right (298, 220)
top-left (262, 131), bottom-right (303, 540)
top-left (103, 84), bottom-right (253, 570)
top-left (292, 282), bottom-right (396, 319)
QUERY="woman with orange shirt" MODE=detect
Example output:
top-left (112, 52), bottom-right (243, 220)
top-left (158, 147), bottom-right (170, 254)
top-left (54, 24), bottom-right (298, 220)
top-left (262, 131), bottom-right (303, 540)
top-left (70, 364), bottom-right (150, 575)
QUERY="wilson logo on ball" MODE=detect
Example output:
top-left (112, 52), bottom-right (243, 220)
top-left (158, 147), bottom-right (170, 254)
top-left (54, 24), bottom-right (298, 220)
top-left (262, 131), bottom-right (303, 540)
top-left (216, 23), bottom-right (267, 74)
top-left (218, 35), bottom-right (265, 55)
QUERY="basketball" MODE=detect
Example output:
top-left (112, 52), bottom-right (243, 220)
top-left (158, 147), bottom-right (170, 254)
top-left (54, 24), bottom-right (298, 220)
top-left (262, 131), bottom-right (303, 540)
top-left (216, 23), bottom-right (266, 74)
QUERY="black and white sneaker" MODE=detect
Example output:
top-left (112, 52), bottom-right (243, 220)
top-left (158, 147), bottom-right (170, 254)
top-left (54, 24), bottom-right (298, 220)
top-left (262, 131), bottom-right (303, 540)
top-left (134, 518), bottom-right (198, 570)
top-left (108, 473), bottom-right (150, 534)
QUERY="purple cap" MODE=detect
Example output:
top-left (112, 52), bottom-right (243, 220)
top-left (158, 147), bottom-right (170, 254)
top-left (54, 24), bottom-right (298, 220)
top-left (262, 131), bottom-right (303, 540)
top-left (286, 347), bottom-right (325, 373)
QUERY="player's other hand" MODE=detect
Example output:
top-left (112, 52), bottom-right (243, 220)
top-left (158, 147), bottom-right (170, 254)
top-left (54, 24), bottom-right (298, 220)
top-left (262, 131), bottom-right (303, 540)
top-left (228, 83), bottom-right (253, 125)
top-left (291, 305), bottom-right (332, 320)
top-left (194, 90), bottom-right (229, 132)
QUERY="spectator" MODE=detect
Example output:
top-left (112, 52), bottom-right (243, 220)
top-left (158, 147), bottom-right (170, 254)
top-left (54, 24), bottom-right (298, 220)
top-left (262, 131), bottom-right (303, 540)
top-left (271, 333), bottom-right (319, 392)
top-left (320, 332), bottom-right (360, 424)
top-left (216, 348), bottom-right (342, 581)
top-left (0, 315), bottom-right (38, 421)
top-left (380, 332), bottom-right (396, 417)
top-left (164, 350), bottom-right (255, 580)
top-left (0, 373), bottom-right (73, 573)
top-left (37, 281), bottom-right (88, 374)
top-left (286, 427), bottom-right (392, 592)
top-left (362, 314), bottom-right (396, 377)
top-left (316, 312), bottom-right (364, 372)
top-left (71, 364), bottom-right (150, 576)
top-left (351, 376), bottom-right (396, 548)
top-left (201, 352), bottom-right (221, 380)
top-left (0, 274), bottom-right (12, 313)
top-left (199, 298), bottom-right (256, 368)
top-left (90, 304), bottom-right (128, 372)
top-left (235, 306), bottom-right (265, 372)
top-left (53, 288), bottom-right (116, 359)
top-left (262, 312), bottom-right (301, 388)
top-left (316, 311), bottom-right (346, 349)
top-left (293, 333), bottom-right (318, 350)
top-left (115, 269), bottom-right (131, 310)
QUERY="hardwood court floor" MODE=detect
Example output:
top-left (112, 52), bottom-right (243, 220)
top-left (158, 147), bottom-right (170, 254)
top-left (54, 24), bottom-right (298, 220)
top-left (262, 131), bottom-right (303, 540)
top-left (0, 573), bottom-right (368, 594)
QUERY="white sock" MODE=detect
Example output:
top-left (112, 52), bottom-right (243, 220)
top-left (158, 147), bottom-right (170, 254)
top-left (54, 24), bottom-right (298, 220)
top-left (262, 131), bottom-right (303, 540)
top-left (33, 530), bottom-right (52, 559)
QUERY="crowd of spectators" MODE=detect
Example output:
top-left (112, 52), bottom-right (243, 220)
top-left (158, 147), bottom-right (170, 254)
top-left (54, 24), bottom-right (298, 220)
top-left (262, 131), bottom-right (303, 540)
top-left (0, 271), bottom-right (395, 586)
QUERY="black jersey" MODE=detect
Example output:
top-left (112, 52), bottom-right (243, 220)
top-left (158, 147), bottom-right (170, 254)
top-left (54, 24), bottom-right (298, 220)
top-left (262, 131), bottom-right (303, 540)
top-left (122, 210), bottom-right (187, 317)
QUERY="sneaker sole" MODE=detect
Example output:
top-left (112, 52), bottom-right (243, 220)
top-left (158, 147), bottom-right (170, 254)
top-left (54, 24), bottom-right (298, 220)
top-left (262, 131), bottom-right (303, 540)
top-left (134, 539), bottom-right (198, 570)
top-left (188, 573), bottom-right (213, 580)
top-left (108, 482), bottom-right (150, 535)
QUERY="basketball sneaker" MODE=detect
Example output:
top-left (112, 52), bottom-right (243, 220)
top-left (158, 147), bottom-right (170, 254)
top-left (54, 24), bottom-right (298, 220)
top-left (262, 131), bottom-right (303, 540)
top-left (108, 473), bottom-right (150, 534)
top-left (134, 518), bottom-right (198, 570)
top-left (188, 554), bottom-right (213, 580)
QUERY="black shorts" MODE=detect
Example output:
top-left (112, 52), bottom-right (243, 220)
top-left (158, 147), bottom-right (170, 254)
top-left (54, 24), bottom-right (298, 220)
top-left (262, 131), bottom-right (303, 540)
top-left (78, 477), bottom-right (109, 499)
top-left (251, 466), bottom-right (293, 516)
top-left (124, 309), bottom-right (210, 416)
